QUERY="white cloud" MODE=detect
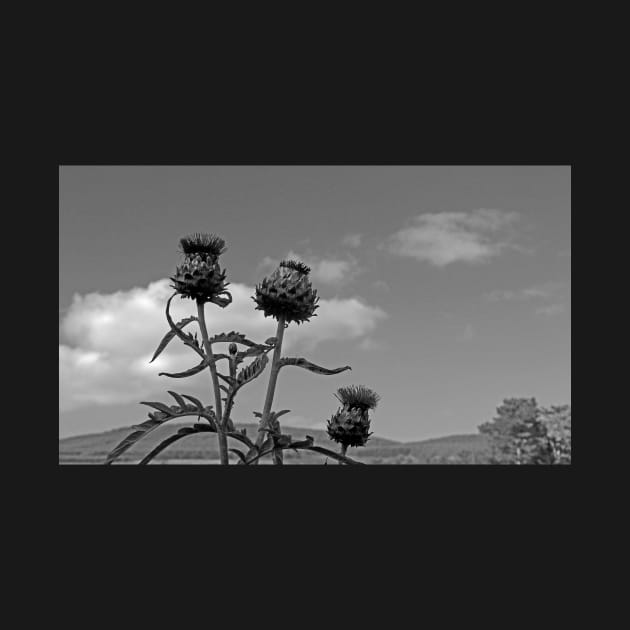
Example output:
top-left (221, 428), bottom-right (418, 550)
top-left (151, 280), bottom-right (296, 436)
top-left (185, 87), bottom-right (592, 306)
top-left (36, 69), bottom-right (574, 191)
top-left (59, 278), bottom-right (386, 412)
top-left (384, 209), bottom-right (519, 266)
top-left (259, 250), bottom-right (362, 287)
top-left (342, 233), bottom-right (362, 248)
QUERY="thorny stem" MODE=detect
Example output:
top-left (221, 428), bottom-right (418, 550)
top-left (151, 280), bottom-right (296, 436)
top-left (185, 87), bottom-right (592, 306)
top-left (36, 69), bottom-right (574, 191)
top-left (196, 300), bottom-right (228, 465)
top-left (253, 315), bottom-right (286, 464)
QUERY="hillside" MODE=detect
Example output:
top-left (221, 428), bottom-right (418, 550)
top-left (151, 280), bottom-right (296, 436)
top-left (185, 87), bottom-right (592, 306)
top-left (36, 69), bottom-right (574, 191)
top-left (59, 422), bottom-right (490, 464)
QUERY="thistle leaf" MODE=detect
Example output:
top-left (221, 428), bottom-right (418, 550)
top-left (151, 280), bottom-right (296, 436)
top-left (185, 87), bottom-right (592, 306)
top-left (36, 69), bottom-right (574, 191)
top-left (167, 391), bottom-right (187, 409)
top-left (180, 394), bottom-right (205, 411)
top-left (138, 424), bottom-right (214, 465)
top-left (236, 354), bottom-right (269, 386)
top-left (105, 415), bottom-right (177, 464)
top-left (164, 294), bottom-right (205, 358)
top-left (159, 358), bottom-right (210, 379)
top-left (278, 357), bottom-right (352, 376)
top-left (208, 331), bottom-right (251, 346)
top-left (140, 401), bottom-right (177, 415)
top-left (150, 316), bottom-right (196, 363)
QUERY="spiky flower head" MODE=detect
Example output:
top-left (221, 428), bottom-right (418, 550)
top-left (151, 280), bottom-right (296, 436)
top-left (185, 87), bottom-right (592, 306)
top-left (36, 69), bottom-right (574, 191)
top-left (179, 233), bottom-right (227, 257)
top-left (334, 385), bottom-right (380, 414)
top-left (327, 407), bottom-right (372, 448)
top-left (252, 258), bottom-right (319, 325)
top-left (170, 233), bottom-right (232, 306)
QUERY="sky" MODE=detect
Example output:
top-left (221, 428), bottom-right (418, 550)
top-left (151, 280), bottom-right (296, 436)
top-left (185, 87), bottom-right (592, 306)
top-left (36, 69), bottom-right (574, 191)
top-left (59, 165), bottom-right (571, 441)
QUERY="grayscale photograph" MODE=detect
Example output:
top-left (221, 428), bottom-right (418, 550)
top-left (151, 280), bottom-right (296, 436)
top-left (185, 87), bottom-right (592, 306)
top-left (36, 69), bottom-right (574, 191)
top-left (59, 165), bottom-right (571, 465)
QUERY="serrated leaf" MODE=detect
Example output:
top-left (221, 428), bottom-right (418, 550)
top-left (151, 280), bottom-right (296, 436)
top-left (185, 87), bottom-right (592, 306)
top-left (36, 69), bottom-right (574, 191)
top-left (180, 394), bottom-right (205, 411)
top-left (105, 415), bottom-right (178, 464)
top-left (138, 424), bottom-right (213, 465)
top-left (236, 353), bottom-right (269, 386)
top-left (167, 391), bottom-right (187, 409)
top-left (159, 357), bottom-right (210, 379)
top-left (140, 401), bottom-right (178, 415)
top-left (164, 294), bottom-right (205, 358)
top-left (150, 316), bottom-right (196, 363)
top-left (208, 331), bottom-right (252, 346)
top-left (278, 357), bottom-right (352, 376)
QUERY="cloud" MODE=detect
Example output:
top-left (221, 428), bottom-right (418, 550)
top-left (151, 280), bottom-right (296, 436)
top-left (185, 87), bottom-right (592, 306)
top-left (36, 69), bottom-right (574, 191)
top-left (342, 233), bottom-right (362, 248)
top-left (259, 250), bottom-right (362, 287)
top-left (59, 278), bottom-right (386, 412)
top-left (485, 282), bottom-right (565, 302)
top-left (484, 282), bottom-right (569, 318)
top-left (383, 209), bottom-right (519, 266)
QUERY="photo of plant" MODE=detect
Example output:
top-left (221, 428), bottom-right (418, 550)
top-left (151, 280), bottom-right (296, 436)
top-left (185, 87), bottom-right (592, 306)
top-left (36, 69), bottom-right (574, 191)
top-left (59, 165), bottom-right (571, 465)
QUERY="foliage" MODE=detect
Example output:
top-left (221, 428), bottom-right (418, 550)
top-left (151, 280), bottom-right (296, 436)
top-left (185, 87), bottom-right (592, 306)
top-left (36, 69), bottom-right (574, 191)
top-left (479, 398), bottom-right (571, 465)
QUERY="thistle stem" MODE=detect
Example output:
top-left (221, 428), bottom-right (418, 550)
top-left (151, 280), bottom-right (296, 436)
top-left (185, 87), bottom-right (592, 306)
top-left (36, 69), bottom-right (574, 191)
top-left (339, 444), bottom-right (348, 464)
top-left (254, 315), bottom-right (286, 463)
top-left (196, 300), bottom-right (228, 465)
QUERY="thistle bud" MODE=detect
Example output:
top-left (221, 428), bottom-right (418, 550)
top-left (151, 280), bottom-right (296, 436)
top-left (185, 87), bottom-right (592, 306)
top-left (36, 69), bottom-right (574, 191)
top-left (170, 233), bottom-right (232, 306)
top-left (326, 407), bottom-right (372, 448)
top-left (252, 259), bottom-right (319, 325)
top-left (229, 342), bottom-right (238, 356)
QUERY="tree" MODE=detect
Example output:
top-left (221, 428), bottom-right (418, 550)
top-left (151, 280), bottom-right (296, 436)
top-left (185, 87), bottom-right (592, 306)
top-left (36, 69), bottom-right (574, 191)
top-left (479, 398), bottom-right (554, 464)
top-left (539, 405), bottom-right (571, 464)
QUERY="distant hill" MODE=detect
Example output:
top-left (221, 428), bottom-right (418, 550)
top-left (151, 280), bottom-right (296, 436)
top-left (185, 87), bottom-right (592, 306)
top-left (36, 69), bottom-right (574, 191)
top-left (59, 422), bottom-right (490, 464)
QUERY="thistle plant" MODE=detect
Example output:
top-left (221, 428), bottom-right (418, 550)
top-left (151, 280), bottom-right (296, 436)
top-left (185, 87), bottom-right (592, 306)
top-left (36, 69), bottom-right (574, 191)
top-left (104, 235), bottom-right (378, 465)
top-left (327, 385), bottom-right (380, 459)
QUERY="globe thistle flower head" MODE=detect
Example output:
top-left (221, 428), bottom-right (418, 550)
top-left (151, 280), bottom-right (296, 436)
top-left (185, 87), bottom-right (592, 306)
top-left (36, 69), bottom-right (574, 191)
top-left (334, 385), bottom-right (380, 413)
top-left (252, 260), bottom-right (319, 325)
top-left (171, 233), bottom-right (231, 305)
top-left (327, 407), bottom-right (372, 448)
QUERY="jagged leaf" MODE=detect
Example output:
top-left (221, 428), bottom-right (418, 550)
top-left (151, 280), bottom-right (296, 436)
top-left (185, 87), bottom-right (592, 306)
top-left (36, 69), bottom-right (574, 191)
top-left (105, 415), bottom-right (178, 464)
top-left (278, 357), bottom-right (352, 376)
top-left (159, 357), bottom-right (210, 379)
top-left (164, 294), bottom-right (205, 358)
top-left (167, 391), bottom-right (187, 409)
top-left (150, 316), bottom-right (196, 363)
top-left (138, 424), bottom-right (214, 465)
top-left (236, 353), bottom-right (269, 386)
top-left (140, 401), bottom-right (178, 415)
top-left (180, 394), bottom-right (205, 411)
top-left (208, 331), bottom-right (261, 347)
